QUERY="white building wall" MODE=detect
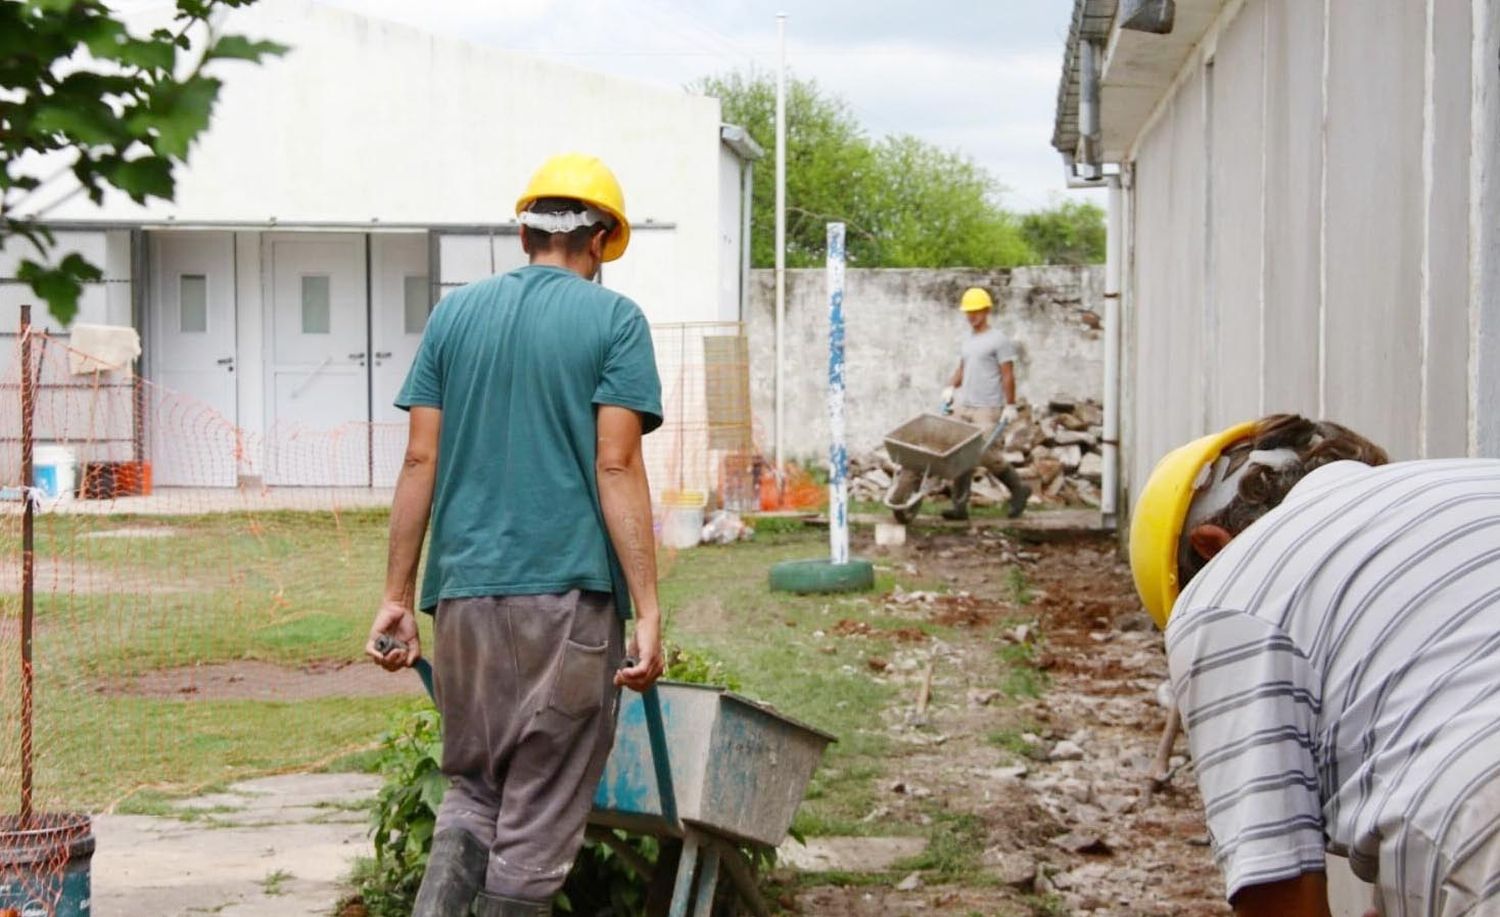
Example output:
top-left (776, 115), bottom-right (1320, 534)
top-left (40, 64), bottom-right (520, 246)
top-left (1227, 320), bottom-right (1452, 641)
top-left (1115, 0), bottom-right (1499, 510)
top-left (38, 0), bottom-right (724, 329)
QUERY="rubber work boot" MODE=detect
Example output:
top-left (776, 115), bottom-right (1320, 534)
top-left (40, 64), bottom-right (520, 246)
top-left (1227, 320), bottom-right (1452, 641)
top-left (999, 467), bottom-right (1031, 519)
top-left (411, 829), bottom-right (488, 917)
top-left (475, 891), bottom-right (553, 917)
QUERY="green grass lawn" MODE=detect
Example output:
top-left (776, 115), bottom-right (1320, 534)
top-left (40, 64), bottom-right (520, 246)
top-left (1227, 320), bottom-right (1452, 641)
top-left (3, 510), bottom-right (1029, 837)
top-left (0, 509), bottom-right (429, 811)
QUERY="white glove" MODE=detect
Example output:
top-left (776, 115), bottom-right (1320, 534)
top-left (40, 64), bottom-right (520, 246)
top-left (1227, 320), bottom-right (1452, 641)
top-left (940, 386), bottom-right (955, 407)
top-left (1001, 404), bottom-right (1019, 425)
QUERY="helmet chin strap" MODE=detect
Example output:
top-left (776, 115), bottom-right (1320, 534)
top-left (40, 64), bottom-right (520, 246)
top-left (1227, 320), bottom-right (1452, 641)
top-left (1183, 447), bottom-right (1300, 532)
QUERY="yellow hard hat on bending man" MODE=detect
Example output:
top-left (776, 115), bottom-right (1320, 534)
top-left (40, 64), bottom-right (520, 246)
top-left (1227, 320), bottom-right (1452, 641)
top-left (1129, 415), bottom-right (1389, 628)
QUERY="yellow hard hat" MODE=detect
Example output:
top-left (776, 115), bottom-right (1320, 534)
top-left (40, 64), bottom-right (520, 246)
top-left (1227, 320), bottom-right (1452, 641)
top-left (1129, 420), bottom-right (1260, 628)
top-left (515, 153), bottom-right (631, 262)
top-left (960, 288), bottom-right (993, 312)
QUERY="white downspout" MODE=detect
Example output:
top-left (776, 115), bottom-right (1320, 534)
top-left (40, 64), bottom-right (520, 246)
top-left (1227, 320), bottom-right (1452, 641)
top-left (1102, 174), bottom-right (1122, 524)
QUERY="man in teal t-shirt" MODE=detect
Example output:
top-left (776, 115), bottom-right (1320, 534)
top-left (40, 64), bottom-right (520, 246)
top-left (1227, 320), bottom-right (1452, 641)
top-left (366, 154), bottom-right (664, 917)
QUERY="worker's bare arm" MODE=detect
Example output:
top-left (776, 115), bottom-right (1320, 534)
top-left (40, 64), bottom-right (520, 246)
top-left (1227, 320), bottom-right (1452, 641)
top-left (1231, 872), bottom-right (1331, 917)
top-left (949, 361), bottom-right (964, 388)
top-left (1000, 361), bottom-right (1017, 405)
top-left (596, 404), bottom-right (664, 692)
top-left (366, 406), bottom-right (441, 671)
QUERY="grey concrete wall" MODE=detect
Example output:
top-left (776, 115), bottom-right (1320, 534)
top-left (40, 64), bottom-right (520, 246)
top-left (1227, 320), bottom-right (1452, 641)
top-left (1479, 0), bottom-right (1500, 458)
top-left (1425, 0), bottom-right (1473, 458)
top-left (1117, 0), bottom-right (1499, 511)
top-left (1207, 0), bottom-right (1266, 430)
top-left (1127, 74), bottom-right (1208, 497)
top-left (746, 266), bottom-right (1103, 459)
top-left (1323, 0), bottom-right (1425, 460)
top-left (1260, 0), bottom-right (1323, 419)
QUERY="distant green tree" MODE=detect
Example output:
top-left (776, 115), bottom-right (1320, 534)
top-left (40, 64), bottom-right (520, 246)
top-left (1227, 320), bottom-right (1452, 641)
top-left (1, 0), bottom-right (286, 323)
top-left (862, 135), bottom-right (1036, 268)
top-left (696, 70), bottom-right (1036, 270)
top-left (1019, 199), bottom-right (1106, 265)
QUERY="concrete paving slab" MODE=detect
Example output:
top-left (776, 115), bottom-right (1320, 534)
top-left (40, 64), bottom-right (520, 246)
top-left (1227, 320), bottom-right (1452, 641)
top-left (93, 773), bottom-right (381, 917)
top-left (775, 836), bottom-right (927, 873)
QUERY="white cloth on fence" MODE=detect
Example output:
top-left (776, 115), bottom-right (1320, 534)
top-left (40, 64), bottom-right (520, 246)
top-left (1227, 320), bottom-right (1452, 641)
top-left (68, 323), bottom-right (141, 375)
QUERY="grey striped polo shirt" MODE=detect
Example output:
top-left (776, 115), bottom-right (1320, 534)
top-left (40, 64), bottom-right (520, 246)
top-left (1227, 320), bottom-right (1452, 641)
top-left (1166, 459), bottom-right (1500, 910)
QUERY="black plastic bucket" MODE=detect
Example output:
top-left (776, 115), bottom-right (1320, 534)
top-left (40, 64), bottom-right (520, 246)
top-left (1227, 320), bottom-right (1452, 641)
top-left (0, 814), bottom-right (93, 917)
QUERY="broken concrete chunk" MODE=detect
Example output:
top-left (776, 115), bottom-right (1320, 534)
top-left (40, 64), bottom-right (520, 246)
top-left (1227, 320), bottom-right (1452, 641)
top-left (1052, 831), bottom-right (1112, 855)
top-left (1049, 740), bottom-right (1085, 761)
top-left (983, 849), bottom-right (1039, 888)
top-left (895, 871), bottom-right (923, 892)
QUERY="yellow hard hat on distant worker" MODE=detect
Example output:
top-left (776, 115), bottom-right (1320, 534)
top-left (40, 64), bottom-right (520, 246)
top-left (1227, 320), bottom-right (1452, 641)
top-left (1129, 420), bottom-right (1260, 629)
top-left (515, 153), bottom-right (631, 262)
top-left (959, 288), bottom-right (993, 312)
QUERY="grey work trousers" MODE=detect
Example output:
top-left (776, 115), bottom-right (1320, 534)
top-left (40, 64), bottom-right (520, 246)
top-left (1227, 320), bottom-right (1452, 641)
top-left (431, 590), bottom-right (624, 901)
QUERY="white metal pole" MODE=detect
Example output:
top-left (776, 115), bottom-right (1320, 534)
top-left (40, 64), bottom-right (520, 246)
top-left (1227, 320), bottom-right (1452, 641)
top-left (826, 222), bottom-right (848, 565)
top-left (1101, 174), bottom-right (1122, 523)
top-left (774, 12), bottom-right (787, 483)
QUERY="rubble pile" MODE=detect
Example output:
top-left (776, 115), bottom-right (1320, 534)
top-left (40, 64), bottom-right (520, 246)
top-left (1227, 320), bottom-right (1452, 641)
top-left (849, 397), bottom-right (1107, 510)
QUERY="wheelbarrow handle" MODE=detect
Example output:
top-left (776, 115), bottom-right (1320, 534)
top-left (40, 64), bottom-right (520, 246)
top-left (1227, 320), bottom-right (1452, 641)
top-left (640, 684), bottom-right (679, 827)
top-left (374, 633), bottom-right (436, 700)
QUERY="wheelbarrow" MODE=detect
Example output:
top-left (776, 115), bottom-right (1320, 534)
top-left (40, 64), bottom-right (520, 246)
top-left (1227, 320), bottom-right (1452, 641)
top-left (376, 637), bottom-right (834, 916)
top-left (881, 412), bottom-right (1009, 523)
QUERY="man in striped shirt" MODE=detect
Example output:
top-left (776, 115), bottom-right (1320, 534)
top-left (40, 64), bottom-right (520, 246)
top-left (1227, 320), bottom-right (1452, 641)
top-left (1129, 414), bottom-right (1500, 916)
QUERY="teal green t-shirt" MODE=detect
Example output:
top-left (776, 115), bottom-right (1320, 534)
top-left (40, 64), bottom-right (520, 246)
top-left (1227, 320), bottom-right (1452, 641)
top-left (396, 264), bottom-right (663, 618)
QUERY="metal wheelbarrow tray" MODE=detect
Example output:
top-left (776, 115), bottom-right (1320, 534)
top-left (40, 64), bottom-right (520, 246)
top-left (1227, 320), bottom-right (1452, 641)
top-left (883, 413), bottom-right (985, 481)
top-left (592, 681), bottom-right (836, 847)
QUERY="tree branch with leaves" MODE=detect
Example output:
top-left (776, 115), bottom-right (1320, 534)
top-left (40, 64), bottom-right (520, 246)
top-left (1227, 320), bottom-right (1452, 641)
top-left (0, 0), bottom-right (286, 323)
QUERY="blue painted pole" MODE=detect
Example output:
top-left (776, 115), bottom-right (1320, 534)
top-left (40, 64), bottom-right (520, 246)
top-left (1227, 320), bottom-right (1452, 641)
top-left (826, 222), bottom-right (849, 566)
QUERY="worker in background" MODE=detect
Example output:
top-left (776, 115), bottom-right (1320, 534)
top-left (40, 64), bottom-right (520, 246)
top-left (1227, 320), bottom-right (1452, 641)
top-left (366, 153), bottom-right (665, 917)
top-left (937, 286), bottom-right (1030, 519)
top-left (1131, 413), bottom-right (1500, 917)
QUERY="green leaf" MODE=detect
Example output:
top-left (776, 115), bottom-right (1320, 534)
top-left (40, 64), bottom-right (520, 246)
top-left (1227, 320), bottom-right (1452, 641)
top-left (32, 100), bottom-right (123, 146)
top-left (416, 767), bottom-right (447, 812)
top-left (140, 74), bottom-right (222, 159)
top-left (102, 155), bottom-right (174, 202)
top-left (91, 34), bottom-right (177, 71)
top-left (16, 256), bottom-right (102, 327)
top-left (209, 34), bottom-right (289, 62)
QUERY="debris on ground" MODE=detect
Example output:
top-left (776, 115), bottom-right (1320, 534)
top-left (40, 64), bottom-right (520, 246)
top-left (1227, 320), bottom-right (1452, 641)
top-left (700, 509), bottom-right (753, 544)
top-left (788, 529), bottom-right (1227, 916)
top-left (849, 397), bottom-right (1108, 509)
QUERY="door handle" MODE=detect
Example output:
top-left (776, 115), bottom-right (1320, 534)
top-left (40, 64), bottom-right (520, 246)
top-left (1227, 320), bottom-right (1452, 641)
top-left (374, 351), bottom-right (392, 359)
top-left (216, 357), bottom-right (234, 366)
top-left (348, 352), bottom-right (367, 360)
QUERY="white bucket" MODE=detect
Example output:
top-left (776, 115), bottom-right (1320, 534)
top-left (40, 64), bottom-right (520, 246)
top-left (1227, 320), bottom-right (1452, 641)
top-left (659, 490), bottom-right (707, 549)
top-left (33, 445), bottom-right (77, 503)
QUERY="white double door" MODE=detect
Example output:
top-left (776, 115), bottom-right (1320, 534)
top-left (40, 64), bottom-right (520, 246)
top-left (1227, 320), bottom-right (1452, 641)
top-left (265, 233), bottom-right (427, 486)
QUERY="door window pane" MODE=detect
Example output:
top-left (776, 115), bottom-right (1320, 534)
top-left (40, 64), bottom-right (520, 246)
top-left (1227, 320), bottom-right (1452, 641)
top-left (179, 274), bottom-right (207, 333)
top-left (403, 275), bottom-right (430, 334)
top-left (301, 275), bottom-right (331, 334)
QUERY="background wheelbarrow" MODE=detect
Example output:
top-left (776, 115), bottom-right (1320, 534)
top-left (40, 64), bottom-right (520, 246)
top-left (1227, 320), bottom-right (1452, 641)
top-left (881, 412), bottom-right (1009, 523)
top-left (376, 637), bottom-right (834, 916)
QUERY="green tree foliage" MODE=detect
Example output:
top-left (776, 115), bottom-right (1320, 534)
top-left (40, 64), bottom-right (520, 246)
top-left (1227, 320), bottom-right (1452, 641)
top-left (698, 70), bottom-right (1037, 270)
top-left (0, 0), bottom-right (286, 324)
top-left (1019, 198), bottom-right (1107, 265)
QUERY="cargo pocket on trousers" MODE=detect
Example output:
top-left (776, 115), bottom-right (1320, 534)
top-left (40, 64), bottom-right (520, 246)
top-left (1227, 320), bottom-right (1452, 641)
top-left (548, 639), bottom-right (608, 719)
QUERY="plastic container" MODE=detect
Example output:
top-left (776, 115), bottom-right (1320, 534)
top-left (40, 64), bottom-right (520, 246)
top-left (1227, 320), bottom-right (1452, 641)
top-left (659, 490), bottom-right (707, 549)
top-left (32, 446), bottom-right (77, 502)
top-left (0, 813), bottom-right (94, 917)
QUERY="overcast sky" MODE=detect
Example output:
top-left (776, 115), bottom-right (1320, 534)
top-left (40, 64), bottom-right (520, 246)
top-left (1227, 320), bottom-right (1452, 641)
top-left (314, 0), bottom-right (1093, 213)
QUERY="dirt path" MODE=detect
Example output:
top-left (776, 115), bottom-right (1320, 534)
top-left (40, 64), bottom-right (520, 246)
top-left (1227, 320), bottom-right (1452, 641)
top-left (787, 528), bottom-right (1227, 916)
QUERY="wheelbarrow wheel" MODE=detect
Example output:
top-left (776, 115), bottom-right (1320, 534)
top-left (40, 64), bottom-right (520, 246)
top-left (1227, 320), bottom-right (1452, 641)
top-left (892, 497), bottom-right (922, 524)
